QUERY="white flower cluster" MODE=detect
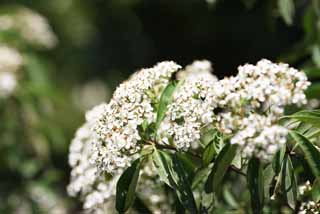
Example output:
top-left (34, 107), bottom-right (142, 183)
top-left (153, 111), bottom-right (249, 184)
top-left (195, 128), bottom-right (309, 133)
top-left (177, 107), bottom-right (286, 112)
top-left (68, 114), bottom-right (171, 212)
top-left (299, 201), bottom-right (320, 214)
top-left (67, 104), bottom-right (121, 210)
top-left (223, 113), bottom-right (288, 160)
top-left (159, 59), bottom-right (309, 160)
top-left (215, 59), bottom-right (310, 160)
top-left (69, 59), bottom-right (311, 212)
top-left (0, 7), bottom-right (57, 48)
top-left (299, 181), bottom-right (312, 196)
top-left (158, 60), bottom-right (218, 150)
top-left (0, 45), bottom-right (23, 98)
top-left (93, 61), bottom-right (181, 173)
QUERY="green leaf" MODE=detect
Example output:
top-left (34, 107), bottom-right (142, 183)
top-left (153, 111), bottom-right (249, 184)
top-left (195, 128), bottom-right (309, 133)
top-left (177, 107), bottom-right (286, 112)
top-left (283, 110), bottom-right (320, 128)
top-left (192, 165), bottom-right (212, 189)
top-left (264, 164), bottom-right (275, 200)
top-left (155, 81), bottom-right (177, 130)
top-left (116, 158), bottom-right (142, 213)
top-left (247, 158), bottom-right (264, 214)
top-left (152, 149), bottom-right (197, 213)
top-left (272, 145), bottom-right (286, 175)
top-left (152, 148), bottom-right (172, 187)
top-left (312, 46), bottom-right (320, 68)
top-left (203, 141), bottom-right (216, 166)
top-left (205, 143), bottom-right (237, 193)
top-left (172, 154), bottom-right (198, 213)
top-left (289, 131), bottom-right (320, 177)
top-left (282, 155), bottom-right (297, 210)
top-left (241, 0), bottom-right (256, 9)
top-left (306, 83), bottom-right (320, 98)
top-left (278, 0), bottom-right (295, 25)
top-left (200, 128), bottom-right (217, 147)
top-left (312, 178), bottom-right (320, 202)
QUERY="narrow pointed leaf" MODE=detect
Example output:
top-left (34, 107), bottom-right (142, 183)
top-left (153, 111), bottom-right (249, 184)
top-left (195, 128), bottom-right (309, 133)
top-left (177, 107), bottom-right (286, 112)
top-left (153, 149), bottom-right (197, 213)
top-left (205, 143), bottom-right (237, 193)
top-left (155, 81), bottom-right (177, 130)
top-left (278, 0), bottom-right (295, 25)
top-left (116, 158), bottom-right (142, 212)
top-left (289, 131), bottom-right (320, 177)
top-left (152, 149), bottom-right (172, 187)
top-left (247, 158), bottom-right (264, 214)
top-left (283, 110), bottom-right (320, 128)
top-left (282, 155), bottom-right (297, 209)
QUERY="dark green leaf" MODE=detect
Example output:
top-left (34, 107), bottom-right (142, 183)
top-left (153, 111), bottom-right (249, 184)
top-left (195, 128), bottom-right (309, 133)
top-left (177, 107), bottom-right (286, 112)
top-left (152, 150), bottom-right (197, 213)
top-left (306, 83), bottom-right (320, 98)
top-left (278, 0), bottom-right (295, 25)
top-left (272, 145), bottom-right (286, 175)
top-left (155, 81), bottom-right (177, 130)
top-left (289, 131), bottom-right (320, 177)
top-left (247, 158), bottom-right (264, 214)
top-left (264, 164), bottom-right (275, 200)
top-left (192, 165), bottom-right (212, 189)
top-left (282, 155), bottom-right (297, 210)
top-left (116, 158), bottom-right (142, 213)
top-left (205, 143), bottom-right (237, 193)
top-left (172, 154), bottom-right (198, 213)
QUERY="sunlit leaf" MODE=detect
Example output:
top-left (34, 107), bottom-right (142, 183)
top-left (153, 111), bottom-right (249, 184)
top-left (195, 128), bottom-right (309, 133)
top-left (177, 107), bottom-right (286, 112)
top-left (155, 81), bottom-right (177, 130)
top-left (278, 0), bottom-right (295, 25)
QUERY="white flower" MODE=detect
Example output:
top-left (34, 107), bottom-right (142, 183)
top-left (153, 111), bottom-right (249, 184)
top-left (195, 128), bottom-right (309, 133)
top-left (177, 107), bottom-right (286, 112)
top-left (0, 45), bottom-right (23, 72)
top-left (0, 7), bottom-right (57, 48)
top-left (92, 61), bottom-right (181, 173)
top-left (158, 61), bottom-right (218, 150)
top-left (0, 45), bottom-right (23, 98)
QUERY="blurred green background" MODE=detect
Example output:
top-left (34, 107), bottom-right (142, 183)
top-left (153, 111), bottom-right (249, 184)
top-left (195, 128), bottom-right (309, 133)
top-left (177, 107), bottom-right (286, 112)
top-left (0, 0), bottom-right (319, 213)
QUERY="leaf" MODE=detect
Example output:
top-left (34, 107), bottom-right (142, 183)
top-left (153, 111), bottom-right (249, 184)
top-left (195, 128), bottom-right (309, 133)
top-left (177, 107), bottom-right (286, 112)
top-left (152, 148), bottom-right (172, 187)
top-left (272, 145), bottom-right (286, 175)
top-left (281, 155), bottom-right (297, 210)
top-left (282, 110), bottom-right (320, 128)
top-left (278, 0), bottom-right (295, 25)
top-left (200, 128), bottom-right (217, 147)
top-left (203, 141), bottom-right (216, 166)
top-left (312, 178), bottom-right (320, 202)
top-left (306, 83), bottom-right (320, 98)
top-left (116, 158), bottom-right (142, 213)
top-left (171, 154), bottom-right (198, 213)
top-left (155, 81), bottom-right (177, 130)
top-left (289, 131), bottom-right (320, 177)
top-left (247, 158), bottom-right (264, 214)
top-left (313, 46), bottom-right (320, 68)
top-left (205, 143), bottom-right (237, 193)
top-left (152, 149), bottom-right (197, 213)
top-left (241, 0), bottom-right (257, 9)
top-left (192, 165), bottom-right (212, 189)
top-left (264, 164), bottom-right (275, 200)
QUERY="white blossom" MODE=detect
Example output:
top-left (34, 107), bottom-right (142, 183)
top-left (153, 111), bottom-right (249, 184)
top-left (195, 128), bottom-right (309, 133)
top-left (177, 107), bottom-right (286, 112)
top-left (158, 61), bottom-right (218, 150)
top-left (299, 200), bottom-right (320, 214)
top-left (93, 61), bottom-right (181, 173)
top-left (0, 7), bottom-right (57, 48)
top-left (0, 45), bottom-right (23, 98)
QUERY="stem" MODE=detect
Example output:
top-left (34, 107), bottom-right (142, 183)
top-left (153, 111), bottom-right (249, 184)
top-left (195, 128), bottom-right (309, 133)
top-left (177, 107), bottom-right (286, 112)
top-left (230, 165), bottom-right (246, 176)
